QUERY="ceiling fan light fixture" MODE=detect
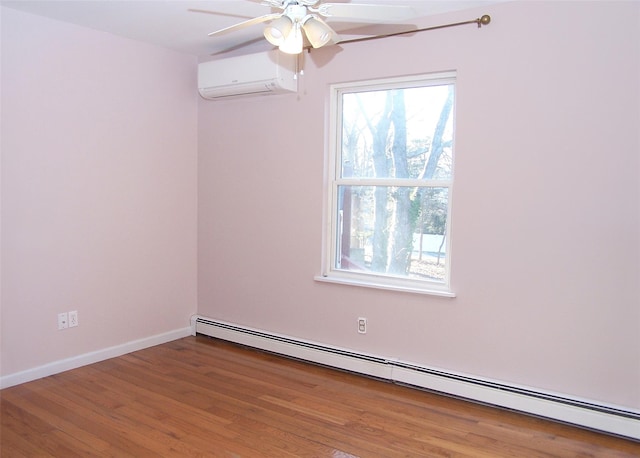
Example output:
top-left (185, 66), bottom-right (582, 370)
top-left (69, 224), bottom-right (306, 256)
top-left (302, 16), bottom-right (333, 49)
top-left (279, 23), bottom-right (303, 54)
top-left (264, 15), bottom-right (293, 46)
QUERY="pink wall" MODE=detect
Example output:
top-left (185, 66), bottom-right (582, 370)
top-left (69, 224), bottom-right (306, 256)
top-left (1, 8), bottom-right (198, 375)
top-left (198, 1), bottom-right (640, 409)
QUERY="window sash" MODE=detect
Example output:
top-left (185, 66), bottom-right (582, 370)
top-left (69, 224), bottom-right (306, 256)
top-left (327, 184), bottom-right (453, 290)
top-left (335, 178), bottom-right (452, 187)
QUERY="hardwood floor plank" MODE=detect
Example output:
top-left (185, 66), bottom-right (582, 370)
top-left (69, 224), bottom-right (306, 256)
top-left (82, 355), bottom-right (327, 456)
top-left (1, 388), bottom-right (117, 454)
top-left (2, 335), bottom-right (639, 457)
top-left (1, 400), bottom-right (58, 457)
top-left (41, 377), bottom-right (221, 457)
top-left (9, 386), bottom-right (156, 457)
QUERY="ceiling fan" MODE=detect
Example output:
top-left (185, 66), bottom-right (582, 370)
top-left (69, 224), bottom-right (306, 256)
top-left (199, 0), bottom-right (417, 55)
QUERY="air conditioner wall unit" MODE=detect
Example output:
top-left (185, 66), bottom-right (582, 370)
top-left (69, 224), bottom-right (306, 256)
top-left (198, 50), bottom-right (298, 100)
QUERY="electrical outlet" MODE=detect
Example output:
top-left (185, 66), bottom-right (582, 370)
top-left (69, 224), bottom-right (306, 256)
top-left (357, 317), bottom-right (367, 334)
top-left (58, 312), bottom-right (68, 330)
top-left (69, 310), bottom-right (78, 327)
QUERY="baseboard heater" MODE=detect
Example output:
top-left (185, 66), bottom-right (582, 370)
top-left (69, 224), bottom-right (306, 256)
top-left (193, 316), bottom-right (640, 441)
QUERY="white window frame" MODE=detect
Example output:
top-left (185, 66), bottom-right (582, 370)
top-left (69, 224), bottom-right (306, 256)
top-left (316, 72), bottom-right (457, 297)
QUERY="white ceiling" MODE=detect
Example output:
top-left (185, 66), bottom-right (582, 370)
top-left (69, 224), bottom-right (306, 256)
top-left (1, 0), bottom-right (500, 57)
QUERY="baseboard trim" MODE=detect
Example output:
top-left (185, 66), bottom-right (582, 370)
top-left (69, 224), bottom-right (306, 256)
top-left (0, 327), bottom-right (192, 389)
top-left (195, 316), bottom-right (640, 441)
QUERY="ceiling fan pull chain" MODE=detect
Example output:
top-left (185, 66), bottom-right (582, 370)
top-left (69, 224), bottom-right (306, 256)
top-left (293, 53), bottom-right (304, 80)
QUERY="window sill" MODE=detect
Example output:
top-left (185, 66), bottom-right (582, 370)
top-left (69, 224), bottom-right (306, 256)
top-left (314, 275), bottom-right (456, 298)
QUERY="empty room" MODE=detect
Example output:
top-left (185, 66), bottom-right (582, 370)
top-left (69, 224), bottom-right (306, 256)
top-left (1, 0), bottom-right (639, 455)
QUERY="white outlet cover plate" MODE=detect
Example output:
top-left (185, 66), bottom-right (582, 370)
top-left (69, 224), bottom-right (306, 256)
top-left (58, 312), bottom-right (68, 330)
top-left (69, 310), bottom-right (78, 327)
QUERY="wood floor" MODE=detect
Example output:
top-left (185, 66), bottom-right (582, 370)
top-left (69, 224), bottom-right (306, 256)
top-left (1, 336), bottom-right (639, 457)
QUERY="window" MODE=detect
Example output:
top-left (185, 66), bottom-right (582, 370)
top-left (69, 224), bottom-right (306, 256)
top-left (319, 72), bottom-right (456, 296)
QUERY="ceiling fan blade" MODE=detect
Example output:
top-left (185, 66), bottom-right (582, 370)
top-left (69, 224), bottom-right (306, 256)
top-left (188, 8), bottom-right (252, 20)
top-left (315, 4), bottom-right (416, 22)
top-left (258, 0), bottom-right (287, 7)
top-left (208, 13), bottom-right (282, 37)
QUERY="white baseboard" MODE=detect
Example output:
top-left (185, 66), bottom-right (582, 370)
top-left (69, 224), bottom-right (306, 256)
top-left (0, 327), bottom-right (192, 389)
top-left (195, 316), bottom-right (640, 441)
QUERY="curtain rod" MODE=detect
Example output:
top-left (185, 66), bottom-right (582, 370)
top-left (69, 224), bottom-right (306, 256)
top-left (310, 14), bottom-right (491, 51)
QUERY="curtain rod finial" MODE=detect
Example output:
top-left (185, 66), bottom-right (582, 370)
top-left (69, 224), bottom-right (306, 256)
top-left (478, 15), bottom-right (491, 27)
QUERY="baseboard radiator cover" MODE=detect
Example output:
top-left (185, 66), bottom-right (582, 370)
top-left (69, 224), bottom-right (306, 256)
top-left (195, 317), bottom-right (640, 441)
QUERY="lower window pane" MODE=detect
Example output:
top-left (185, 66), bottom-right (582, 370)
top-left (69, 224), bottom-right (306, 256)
top-left (336, 186), bottom-right (449, 283)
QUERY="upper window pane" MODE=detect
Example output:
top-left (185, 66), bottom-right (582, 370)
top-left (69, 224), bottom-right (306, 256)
top-left (340, 84), bottom-right (454, 181)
